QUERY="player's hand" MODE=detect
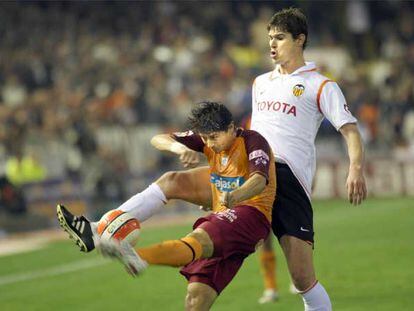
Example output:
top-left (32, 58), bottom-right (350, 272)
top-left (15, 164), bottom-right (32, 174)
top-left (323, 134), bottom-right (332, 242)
top-left (346, 167), bottom-right (367, 205)
top-left (170, 142), bottom-right (200, 168)
top-left (178, 148), bottom-right (200, 168)
top-left (220, 192), bottom-right (236, 209)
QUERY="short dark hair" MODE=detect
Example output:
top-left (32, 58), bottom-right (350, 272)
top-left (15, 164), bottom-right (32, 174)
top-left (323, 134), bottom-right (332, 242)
top-left (267, 7), bottom-right (308, 49)
top-left (188, 101), bottom-right (233, 134)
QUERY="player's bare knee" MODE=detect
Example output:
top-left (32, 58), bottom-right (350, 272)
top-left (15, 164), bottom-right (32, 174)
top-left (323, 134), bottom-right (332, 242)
top-left (185, 284), bottom-right (216, 311)
top-left (185, 292), bottom-right (206, 311)
top-left (186, 229), bottom-right (214, 258)
top-left (155, 171), bottom-right (180, 199)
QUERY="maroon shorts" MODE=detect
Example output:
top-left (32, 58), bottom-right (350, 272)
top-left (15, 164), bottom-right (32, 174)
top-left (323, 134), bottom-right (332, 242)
top-left (180, 205), bottom-right (270, 294)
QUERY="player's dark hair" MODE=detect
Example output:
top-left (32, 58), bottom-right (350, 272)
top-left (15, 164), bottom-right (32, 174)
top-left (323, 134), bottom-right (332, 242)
top-left (188, 101), bottom-right (233, 134)
top-left (267, 7), bottom-right (308, 49)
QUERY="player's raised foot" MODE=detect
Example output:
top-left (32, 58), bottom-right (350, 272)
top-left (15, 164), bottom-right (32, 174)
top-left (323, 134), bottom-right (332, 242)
top-left (56, 204), bottom-right (95, 252)
top-left (258, 289), bottom-right (279, 304)
top-left (97, 239), bottom-right (148, 276)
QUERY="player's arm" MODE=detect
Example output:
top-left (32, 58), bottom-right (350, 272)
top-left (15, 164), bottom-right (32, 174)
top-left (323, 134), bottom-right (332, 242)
top-left (221, 173), bottom-right (266, 208)
top-left (221, 130), bottom-right (271, 208)
top-left (150, 132), bottom-right (204, 168)
top-left (318, 81), bottom-right (367, 206)
top-left (339, 123), bottom-right (367, 205)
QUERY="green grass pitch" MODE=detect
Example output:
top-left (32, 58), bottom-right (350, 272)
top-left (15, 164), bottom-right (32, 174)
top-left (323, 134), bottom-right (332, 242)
top-left (0, 197), bottom-right (413, 310)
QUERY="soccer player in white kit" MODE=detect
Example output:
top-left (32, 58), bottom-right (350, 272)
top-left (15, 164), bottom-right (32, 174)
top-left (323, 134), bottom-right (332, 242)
top-left (251, 8), bottom-right (367, 310)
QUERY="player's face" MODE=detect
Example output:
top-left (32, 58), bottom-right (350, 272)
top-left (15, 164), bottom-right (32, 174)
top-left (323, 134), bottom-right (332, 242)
top-left (268, 27), bottom-right (303, 65)
top-left (200, 125), bottom-right (235, 153)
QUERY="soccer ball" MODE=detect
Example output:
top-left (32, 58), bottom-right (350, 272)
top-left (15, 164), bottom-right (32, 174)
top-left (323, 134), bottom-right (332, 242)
top-left (97, 210), bottom-right (141, 246)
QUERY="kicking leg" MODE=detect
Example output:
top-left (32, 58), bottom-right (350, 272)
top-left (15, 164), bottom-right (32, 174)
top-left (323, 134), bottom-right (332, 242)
top-left (57, 167), bottom-right (211, 252)
top-left (97, 227), bottom-right (213, 275)
top-left (111, 166), bottom-right (211, 221)
top-left (155, 166), bottom-right (211, 205)
top-left (136, 228), bottom-right (213, 266)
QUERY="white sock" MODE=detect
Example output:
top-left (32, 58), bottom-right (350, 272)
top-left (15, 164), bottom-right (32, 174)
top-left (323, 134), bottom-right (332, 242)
top-left (116, 183), bottom-right (167, 222)
top-left (90, 183), bottom-right (167, 247)
top-left (300, 281), bottom-right (332, 311)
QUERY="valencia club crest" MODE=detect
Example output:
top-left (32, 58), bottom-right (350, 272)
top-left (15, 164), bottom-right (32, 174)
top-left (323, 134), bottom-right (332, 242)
top-left (293, 84), bottom-right (305, 97)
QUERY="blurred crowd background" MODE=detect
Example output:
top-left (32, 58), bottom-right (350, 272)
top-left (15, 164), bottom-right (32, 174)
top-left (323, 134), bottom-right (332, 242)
top-left (0, 1), bottom-right (413, 231)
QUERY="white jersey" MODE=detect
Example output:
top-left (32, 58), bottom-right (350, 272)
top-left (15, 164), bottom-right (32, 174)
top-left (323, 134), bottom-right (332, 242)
top-left (250, 62), bottom-right (357, 199)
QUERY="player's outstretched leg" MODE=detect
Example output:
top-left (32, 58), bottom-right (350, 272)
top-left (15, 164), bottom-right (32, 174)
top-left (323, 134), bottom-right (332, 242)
top-left (97, 228), bottom-right (210, 275)
top-left (57, 204), bottom-right (95, 252)
top-left (98, 239), bottom-right (148, 276)
top-left (58, 168), bottom-right (211, 252)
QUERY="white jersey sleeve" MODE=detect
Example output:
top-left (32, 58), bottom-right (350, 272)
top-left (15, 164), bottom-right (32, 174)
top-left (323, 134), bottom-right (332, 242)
top-left (318, 81), bottom-right (357, 130)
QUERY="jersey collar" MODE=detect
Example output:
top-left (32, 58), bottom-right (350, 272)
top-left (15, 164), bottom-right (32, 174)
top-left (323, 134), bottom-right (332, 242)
top-left (271, 61), bottom-right (317, 79)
